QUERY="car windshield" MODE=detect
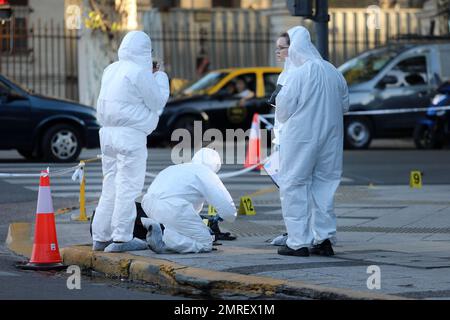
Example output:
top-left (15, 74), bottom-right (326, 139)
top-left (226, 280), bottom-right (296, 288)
top-left (181, 72), bottom-right (229, 96)
top-left (338, 48), bottom-right (400, 86)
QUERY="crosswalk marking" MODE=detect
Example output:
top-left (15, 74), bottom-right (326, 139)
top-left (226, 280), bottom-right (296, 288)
top-left (0, 158), bottom-right (354, 199)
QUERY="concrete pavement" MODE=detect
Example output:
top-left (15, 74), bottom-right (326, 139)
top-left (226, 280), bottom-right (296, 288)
top-left (6, 182), bottom-right (450, 300)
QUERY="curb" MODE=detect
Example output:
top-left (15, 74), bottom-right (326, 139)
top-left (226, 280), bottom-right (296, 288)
top-left (61, 245), bottom-right (407, 300)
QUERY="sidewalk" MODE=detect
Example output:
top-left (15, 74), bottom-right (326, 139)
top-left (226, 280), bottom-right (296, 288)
top-left (7, 184), bottom-right (450, 300)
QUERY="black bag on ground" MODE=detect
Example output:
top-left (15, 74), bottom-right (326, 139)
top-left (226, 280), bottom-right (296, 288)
top-left (89, 202), bottom-right (148, 241)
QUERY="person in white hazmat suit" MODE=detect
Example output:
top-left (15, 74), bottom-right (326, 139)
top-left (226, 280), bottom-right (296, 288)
top-left (140, 148), bottom-right (237, 254)
top-left (91, 31), bottom-right (170, 252)
top-left (275, 26), bottom-right (349, 257)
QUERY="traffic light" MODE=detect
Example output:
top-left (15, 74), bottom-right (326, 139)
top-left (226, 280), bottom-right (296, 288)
top-left (286, 0), bottom-right (313, 17)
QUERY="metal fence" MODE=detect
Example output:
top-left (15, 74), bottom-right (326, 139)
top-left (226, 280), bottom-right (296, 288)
top-left (328, 8), bottom-right (422, 66)
top-left (143, 8), bottom-right (424, 80)
top-left (143, 9), bottom-right (272, 80)
top-left (267, 8), bottom-right (423, 67)
top-left (0, 18), bottom-right (79, 101)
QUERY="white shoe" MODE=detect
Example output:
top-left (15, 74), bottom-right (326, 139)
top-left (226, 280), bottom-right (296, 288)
top-left (141, 218), bottom-right (168, 254)
top-left (92, 240), bottom-right (112, 251)
top-left (104, 238), bottom-right (148, 253)
top-left (270, 233), bottom-right (288, 246)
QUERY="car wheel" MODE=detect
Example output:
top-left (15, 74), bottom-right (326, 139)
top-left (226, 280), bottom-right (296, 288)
top-left (344, 118), bottom-right (372, 149)
top-left (41, 124), bottom-right (82, 162)
top-left (171, 115), bottom-right (204, 148)
top-left (413, 125), bottom-right (443, 149)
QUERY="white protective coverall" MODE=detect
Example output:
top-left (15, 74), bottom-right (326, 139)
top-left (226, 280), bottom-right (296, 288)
top-left (92, 31), bottom-right (170, 243)
top-left (272, 63), bottom-right (291, 146)
top-left (141, 148), bottom-right (237, 253)
top-left (275, 26), bottom-right (349, 250)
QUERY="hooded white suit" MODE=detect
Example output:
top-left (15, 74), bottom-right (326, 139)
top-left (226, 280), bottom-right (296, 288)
top-left (275, 26), bottom-right (349, 250)
top-left (92, 31), bottom-right (170, 243)
top-left (141, 148), bottom-right (237, 253)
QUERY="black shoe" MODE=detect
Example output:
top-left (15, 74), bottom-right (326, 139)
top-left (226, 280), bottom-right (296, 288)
top-left (310, 239), bottom-right (334, 256)
top-left (277, 245), bottom-right (309, 257)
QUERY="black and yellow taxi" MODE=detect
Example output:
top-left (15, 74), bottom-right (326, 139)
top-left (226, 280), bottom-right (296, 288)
top-left (149, 67), bottom-right (282, 144)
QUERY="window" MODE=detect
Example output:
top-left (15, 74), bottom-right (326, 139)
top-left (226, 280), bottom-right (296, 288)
top-left (212, 0), bottom-right (241, 7)
top-left (263, 73), bottom-right (279, 97)
top-left (223, 73), bottom-right (256, 97)
top-left (181, 71), bottom-right (229, 96)
top-left (395, 56), bottom-right (427, 74)
top-left (0, 17), bottom-right (28, 53)
top-left (339, 48), bottom-right (399, 86)
top-left (386, 56), bottom-right (428, 87)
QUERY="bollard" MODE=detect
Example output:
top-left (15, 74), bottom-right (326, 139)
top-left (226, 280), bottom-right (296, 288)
top-left (75, 162), bottom-right (88, 222)
top-left (74, 156), bottom-right (101, 222)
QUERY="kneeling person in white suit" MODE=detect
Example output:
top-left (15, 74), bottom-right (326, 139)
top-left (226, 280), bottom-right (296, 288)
top-left (141, 148), bottom-right (237, 254)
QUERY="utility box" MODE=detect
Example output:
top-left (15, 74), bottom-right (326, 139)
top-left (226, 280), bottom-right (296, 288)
top-left (286, 0), bottom-right (313, 17)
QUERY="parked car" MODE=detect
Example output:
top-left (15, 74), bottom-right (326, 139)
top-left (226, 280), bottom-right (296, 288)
top-left (0, 74), bottom-right (100, 162)
top-left (339, 42), bottom-right (450, 149)
top-left (149, 67), bottom-right (282, 145)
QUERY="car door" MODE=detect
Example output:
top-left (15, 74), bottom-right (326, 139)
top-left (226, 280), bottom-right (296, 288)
top-left (0, 80), bottom-right (33, 149)
top-left (373, 54), bottom-right (434, 134)
top-left (242, 71), bottom-right (277, 123)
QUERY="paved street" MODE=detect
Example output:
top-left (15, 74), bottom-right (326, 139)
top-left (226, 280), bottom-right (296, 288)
top-left (0, 244), bottom-right (192, 300)
top-left (1, 142), bottom-right (450, 202)
top-left (1, 142), bottom-right (450, 299)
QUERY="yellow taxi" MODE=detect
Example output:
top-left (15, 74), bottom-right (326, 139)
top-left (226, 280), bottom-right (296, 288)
top-left (151, 67), bottom-right (282, 143)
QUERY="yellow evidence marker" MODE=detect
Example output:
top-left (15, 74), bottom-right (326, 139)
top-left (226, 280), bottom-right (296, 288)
top-left (208, 205), bottom-right (217, 216)
top-left (239, 196), bottom-right (256, 215)
top-left (410, 171), bottom-right (422, 189)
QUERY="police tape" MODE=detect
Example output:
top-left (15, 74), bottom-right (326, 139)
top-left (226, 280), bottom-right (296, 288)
top-left (259, 105), bottom-right (450, 120)
top-left (0, 164), bottom-right (83, 178)
top-left (0, 153), bottom-right (268, 180)
top-left (345, 105), bottom-right (450, 116)
top-left (144, 159), bottom-right (269, 180)
top-left (258, 115), bottom-right (274, 130)
top-left (0, 155), bottom-right (101, 178)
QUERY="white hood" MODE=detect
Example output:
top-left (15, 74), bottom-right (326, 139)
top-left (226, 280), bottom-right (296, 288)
top-left (192, 148), bottom-right (222, 173)
top-left (118, 31), bottom-right (152, 68)
top-left (286, 26), bottom-right (322, 68)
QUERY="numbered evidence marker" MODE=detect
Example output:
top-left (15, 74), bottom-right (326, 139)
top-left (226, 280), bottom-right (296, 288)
top-left (208, 205), bottom-right (217, 216)
top-left (239, 196), bottom-right (256, 215)
top-left (410, 171), bottom-right (423, 189)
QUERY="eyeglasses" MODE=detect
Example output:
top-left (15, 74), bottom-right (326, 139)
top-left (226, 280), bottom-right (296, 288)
top-left (275, 46), bottom-right (289, 53)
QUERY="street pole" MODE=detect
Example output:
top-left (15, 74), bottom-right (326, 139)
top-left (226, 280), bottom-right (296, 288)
top-left (314, 0), bottom-right (329, 61)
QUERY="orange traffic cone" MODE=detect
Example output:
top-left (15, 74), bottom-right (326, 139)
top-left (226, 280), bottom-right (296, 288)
top-left (244, 113), bottom-right (263, 170)
top-left (19, 170), bottom-right (65, 270)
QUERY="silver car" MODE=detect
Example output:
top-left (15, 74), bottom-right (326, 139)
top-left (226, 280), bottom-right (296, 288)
top-left (339, 42), bottom-right (450, 149)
